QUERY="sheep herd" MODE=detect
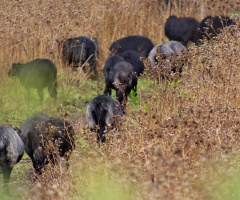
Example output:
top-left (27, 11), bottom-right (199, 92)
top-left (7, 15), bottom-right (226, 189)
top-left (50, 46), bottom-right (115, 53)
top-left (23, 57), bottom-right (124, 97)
top-left (1, 14), bottom-right (237, 193)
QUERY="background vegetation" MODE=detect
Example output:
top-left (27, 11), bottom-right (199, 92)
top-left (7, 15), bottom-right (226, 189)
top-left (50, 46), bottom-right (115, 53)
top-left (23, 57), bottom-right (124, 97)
top-left (0, 0), bottom-right (239, 199)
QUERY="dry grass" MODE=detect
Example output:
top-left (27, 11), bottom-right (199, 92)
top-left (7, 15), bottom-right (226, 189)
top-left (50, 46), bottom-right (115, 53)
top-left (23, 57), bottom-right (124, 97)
top-left (0, 0), bottom-right (240, 199)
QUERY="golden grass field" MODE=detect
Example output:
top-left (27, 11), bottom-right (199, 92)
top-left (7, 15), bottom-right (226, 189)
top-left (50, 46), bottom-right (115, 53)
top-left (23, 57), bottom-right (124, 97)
top-left (0, 0), bottom-right (240, 199)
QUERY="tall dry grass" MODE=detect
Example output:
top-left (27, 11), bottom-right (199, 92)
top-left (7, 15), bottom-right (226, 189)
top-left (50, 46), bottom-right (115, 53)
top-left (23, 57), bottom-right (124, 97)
top-left (0, 0), bottom-right (205, 72)
top-left (0, 0), bottom-right (239, 200)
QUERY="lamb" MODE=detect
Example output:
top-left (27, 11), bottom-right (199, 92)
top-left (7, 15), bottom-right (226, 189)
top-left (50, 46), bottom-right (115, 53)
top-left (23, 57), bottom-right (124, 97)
top-left (86, 95), bottom-right (123, 143)
top-left (19, 113), bottom-right (75, 174)
top-left (8, 59), bottom-right (57, 102)
top-left (109, 35), bottom-right (154, 58)
top-left (60, 36), bottom-right (99, 72)
top-left (164, 15), bottom-right (200, 45)
top-left (0, 125), bottom-right (24, 193)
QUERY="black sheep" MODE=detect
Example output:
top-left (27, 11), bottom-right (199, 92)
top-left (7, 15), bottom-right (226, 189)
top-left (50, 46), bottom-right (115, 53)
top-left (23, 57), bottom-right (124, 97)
top-left (106, 61), bottom-right (137, 105)
top-left (103, 51), bottom-right (144, 97)
top-left (164, 15), bottom-right (200, 45)
top-left (0, 125), bottom-right (24, 193)
top-left (86, 95), bottom-right (123, 142)
top-left (103, 55), bottom-right (125, 96)
top-left (199, 15), bottom-right (236, 41)
top-left (19, 114), bottom-right (75, 174)
top-left (8, 59), bottom-right (57, 102)
top-left (60, 36), bottom-right (99, 72)
top-left (109, 35), bottom-right (154, 57)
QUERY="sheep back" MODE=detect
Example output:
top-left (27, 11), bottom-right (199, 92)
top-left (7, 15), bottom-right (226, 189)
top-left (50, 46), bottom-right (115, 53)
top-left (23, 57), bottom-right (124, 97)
top-left (86, 95), bottom-right (123, 142)
top-left (109, 35), bottom-right (154, 57)
top-left (164, 15), bottom-right (200, 45)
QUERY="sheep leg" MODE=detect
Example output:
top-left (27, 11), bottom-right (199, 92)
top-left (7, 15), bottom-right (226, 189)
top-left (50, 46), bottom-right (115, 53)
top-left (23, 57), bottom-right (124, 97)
top-left (28, 151), bottom-right (39, 173)
top-left (104, 88), bottom-right (111, 96)
top-left (133, 80), bottom-right (138, 96)
top-left (104, 83), bottom-right (111, 96)
top-left (3, 168), bottom-right (11, 193)
top-left (37, 88), bottom-right (44, 102)
top-left (48, 81), bottom-right (57, 99)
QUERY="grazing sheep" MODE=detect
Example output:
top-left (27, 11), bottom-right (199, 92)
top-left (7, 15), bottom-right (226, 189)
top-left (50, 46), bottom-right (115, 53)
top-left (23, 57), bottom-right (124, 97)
top-left (148, 41), bottom-right (187, 80)
top-left (103, 51), bottom-right (144, 97)
top-left (8, 59), bottom-right (57, 102)
top-left (86, 95), bottom-right (123, 142)
top-left (19, 113), bottom-right (50, 164)
top-left (60, 36), bottom-right (99, 72)
top-left (148, 41), bottom-right (187, 69)
top-left (0, 125), bottom-right (24, 193)
top-left (19, 114), bottom-right (75, 174)
top-left (109, 35), bottom-right (154, 57)
top-left (103, 55), bottom-right (125, 96)
top-left (164, 15), bottom-right (200, 45)
top-left (104, 61), bottom-right (137, 105)
top-left (199, 15), bottom-right (236, 41)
